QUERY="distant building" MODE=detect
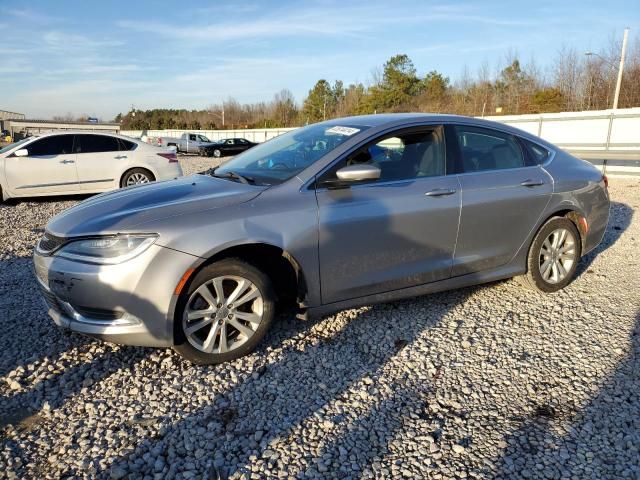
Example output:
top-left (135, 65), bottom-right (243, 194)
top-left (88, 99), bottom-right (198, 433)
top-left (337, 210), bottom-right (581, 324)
top-left (1, 118), bottom-right (120, 139)
top-left (0, 110), bottom-right (25, 121)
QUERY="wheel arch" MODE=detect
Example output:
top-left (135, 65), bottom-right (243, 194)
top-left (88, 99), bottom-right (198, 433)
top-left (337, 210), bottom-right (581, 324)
top-left (170, 241), bottom-right (308, 343)
top-left (535, 207), bottom-right (588, 253)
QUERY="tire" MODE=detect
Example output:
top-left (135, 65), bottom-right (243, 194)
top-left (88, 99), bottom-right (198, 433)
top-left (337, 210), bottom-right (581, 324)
top-left (519, 217), bottom-right (582, 293)
top-left (213, 149), bottom-right (222, 158)
top-left (121, 168), bottom-right (155, 187)
top-left (174, 259), bottom-right (276, 364)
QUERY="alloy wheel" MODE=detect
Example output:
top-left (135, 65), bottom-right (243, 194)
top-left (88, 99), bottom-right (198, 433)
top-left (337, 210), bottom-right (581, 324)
top-left (214, 149), bottom-right (221, 158)
top-left (183, 275), bottom-right (264, 354)
top-left (538, 227), bottom-right (576, 284)
top-left (126, 172), bottom-right (151, 186)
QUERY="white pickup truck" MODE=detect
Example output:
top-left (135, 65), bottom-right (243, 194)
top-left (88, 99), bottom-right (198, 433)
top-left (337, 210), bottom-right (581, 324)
top-left (159, 133), bottom-right (217, 154)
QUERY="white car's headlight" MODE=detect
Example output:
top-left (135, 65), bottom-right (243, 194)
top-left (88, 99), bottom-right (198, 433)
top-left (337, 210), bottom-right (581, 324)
top-left (55, 234), bottom-right (158, 265)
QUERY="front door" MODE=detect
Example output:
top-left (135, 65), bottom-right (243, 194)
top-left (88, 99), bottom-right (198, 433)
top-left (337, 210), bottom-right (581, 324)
top-left (5, 134), bottom-right (78, 194)
top-left (315, 126), bottom-right (461, 304)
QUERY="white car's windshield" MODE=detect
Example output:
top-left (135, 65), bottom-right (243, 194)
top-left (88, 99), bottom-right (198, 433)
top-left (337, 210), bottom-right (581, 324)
top-left (211, 122), bottom-right (369, 185)
top-left (0, 137), bottom-right (32, 155)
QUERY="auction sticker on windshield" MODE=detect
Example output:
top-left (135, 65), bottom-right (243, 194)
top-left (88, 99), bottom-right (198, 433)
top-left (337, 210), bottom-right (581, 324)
top-left (325, 126), bottom-right (360, 136)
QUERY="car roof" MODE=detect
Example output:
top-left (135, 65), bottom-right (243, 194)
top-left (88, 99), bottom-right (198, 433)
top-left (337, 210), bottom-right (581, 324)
top-left (319, 113), bottom-right (556, 148)
top-left (22, 131), bottom-right (140, 142)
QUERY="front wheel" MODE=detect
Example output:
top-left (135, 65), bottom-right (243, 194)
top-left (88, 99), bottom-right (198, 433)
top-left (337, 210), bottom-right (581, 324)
top-left (213, 149), bottom-right (222, 158)
top-left (519, 217), bottom-right (581, 293)
top-left (174, 259), bottom-right (276, 364)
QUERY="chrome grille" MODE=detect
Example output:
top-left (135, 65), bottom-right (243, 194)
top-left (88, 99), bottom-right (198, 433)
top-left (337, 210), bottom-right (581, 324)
top-left (37, 233), bottom-right (66, 254)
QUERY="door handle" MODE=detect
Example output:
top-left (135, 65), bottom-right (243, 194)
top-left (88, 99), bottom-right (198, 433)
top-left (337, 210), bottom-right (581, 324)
top-left (520, 179), bottom-right (544, 187)
top-left (425, 188), bottom-right (457, 197)
top-left (59, 159), bottom-right (75, 164)
top-left (114, 155), bottom-right (128, 159)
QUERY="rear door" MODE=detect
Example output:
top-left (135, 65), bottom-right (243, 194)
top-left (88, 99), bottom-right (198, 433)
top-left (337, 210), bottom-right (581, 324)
top-left (236, 138), bottom-right (252, 153)
top-left (450, 124), bottom-right (553, 276)
top-left (316, 125), bottom-right (461, 304)
top-left (74, 134), bottom-right (130, 190)
top-left (224, 139), bottom-right (240, 154)
top-left (4, 135), bottom-right (78, 194)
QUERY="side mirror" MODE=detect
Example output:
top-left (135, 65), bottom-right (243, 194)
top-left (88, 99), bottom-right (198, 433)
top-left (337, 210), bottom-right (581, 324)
top-left (335, 164), bottom-right (381, 182)
top-left (14, 148), bottom-right (29, 157)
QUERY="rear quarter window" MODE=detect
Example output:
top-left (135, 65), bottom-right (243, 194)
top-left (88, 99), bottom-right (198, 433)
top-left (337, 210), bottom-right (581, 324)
top-left (117, 138), bottom-right (137, 151)
top-left (522, 139), bottom-right (551, 164)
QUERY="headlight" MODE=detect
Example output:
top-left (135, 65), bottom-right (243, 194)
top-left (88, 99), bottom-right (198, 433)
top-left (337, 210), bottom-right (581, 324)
top-left (55, 234), bottom-right (158, 265)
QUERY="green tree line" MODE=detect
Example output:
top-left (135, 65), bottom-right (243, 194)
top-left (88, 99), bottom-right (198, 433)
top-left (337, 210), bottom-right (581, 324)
top-left (117, 42), bottom-right (640, 130)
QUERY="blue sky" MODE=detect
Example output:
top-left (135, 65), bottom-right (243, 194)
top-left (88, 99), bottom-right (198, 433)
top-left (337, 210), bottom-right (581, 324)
top-left (0, 0), bottom-right (637, 120)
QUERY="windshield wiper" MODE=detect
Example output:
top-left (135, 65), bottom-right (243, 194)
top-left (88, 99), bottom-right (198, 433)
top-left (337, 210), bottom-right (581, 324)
top-left (206, 167), bottom-right (255, 184)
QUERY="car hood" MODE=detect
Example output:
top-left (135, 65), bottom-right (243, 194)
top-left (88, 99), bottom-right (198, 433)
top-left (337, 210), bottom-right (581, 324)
top-left (45, 174), bottom-right (266, 237)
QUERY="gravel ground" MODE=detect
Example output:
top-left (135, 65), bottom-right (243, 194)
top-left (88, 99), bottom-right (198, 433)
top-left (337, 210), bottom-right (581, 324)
top-left (0, 159), bottom-right (638, 480)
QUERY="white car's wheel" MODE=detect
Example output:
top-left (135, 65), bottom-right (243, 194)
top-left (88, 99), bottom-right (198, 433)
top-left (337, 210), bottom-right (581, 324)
top-left (121, 168), bottom-right (155, 187)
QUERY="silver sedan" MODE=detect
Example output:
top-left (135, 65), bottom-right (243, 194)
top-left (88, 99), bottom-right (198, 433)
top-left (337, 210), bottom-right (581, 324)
top-left (33, 114), bottom-right (610, 364)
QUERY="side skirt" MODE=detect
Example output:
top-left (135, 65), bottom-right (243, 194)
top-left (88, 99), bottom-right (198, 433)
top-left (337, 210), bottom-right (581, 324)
top-left (305, 263), bottom-right (525, 319)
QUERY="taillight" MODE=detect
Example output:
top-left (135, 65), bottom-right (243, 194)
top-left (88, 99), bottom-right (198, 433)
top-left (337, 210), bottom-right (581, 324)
top-left (602, 174), bottom-right (608, 188)
top-left (157, 152), bottom-right (178, 163)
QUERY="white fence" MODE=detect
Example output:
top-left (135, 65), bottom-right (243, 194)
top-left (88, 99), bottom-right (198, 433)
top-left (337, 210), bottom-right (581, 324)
top-left (121, 127), bottom-right (295, 144)
top-left (120, 107), bottom-right (640, 163)
top-left (484, 108), bottom-right (640, 158)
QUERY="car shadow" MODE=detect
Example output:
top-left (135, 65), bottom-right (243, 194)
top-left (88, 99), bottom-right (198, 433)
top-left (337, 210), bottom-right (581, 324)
top-left (494, 309), bottom-right (640, 479)
top-left (3, 193), bottom-right (94, 205)
top-left (575, 201), bottom-right (631, 277)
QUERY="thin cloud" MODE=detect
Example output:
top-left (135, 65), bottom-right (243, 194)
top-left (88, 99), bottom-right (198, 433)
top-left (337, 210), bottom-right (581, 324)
top-left (116, 3), bottom-right (532, 42)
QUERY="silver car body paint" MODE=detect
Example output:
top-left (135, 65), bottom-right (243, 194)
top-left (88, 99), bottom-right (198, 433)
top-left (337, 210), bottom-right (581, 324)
top-left (34, 114), bottom-right (610, 347)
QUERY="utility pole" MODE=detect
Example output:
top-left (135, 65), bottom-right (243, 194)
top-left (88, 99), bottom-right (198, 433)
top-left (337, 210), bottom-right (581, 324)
top-left (613, 28), bottom-right (629, 110)
top-left (222, 105), bottom-right (225, 127)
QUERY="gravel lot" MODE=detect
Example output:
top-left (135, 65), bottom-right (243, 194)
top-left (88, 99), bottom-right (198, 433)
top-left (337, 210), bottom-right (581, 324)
top-left (0, 157), bottom-right (638, 480)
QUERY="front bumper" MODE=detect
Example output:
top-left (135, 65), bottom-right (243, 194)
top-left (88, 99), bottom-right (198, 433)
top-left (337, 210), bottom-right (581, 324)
top-left (33, 244), bottom-right (198, 347)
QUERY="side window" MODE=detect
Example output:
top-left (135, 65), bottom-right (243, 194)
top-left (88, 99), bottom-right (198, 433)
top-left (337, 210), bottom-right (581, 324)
top-left (454, 126), bottom-right (525, 172)
top-left (74, 135), bottom-right (121, 154)
top-left (320, 127), bottom-right (445, 185)
top-left (226, 139), bottom-right (235, 145)
top-left (26, 135), bottom-right (74, 156)
top-left (521, 138), bottom-right (551, 164)
top-left (237, 138), bottom-right (248, 144)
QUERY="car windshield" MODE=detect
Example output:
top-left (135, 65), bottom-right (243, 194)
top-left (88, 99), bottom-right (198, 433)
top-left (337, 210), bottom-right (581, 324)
top-left (211, 122), bottom-right (369, 185)
top-left (197, 135), bottom-right (210, 142)
top-left (0, 137), bottom-right (32, 155)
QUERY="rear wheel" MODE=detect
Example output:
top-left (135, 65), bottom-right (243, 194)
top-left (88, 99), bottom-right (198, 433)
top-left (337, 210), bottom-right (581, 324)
top-left (520, 217), bottom-right (581, 293)
top-left (174, 259), bottom-right (275, 364)
top-left (121, 168), bottom-right (155, 187)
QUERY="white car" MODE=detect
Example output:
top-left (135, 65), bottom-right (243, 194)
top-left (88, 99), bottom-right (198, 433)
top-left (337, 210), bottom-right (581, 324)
top-left (0, 131), bottom-right (183, 200)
